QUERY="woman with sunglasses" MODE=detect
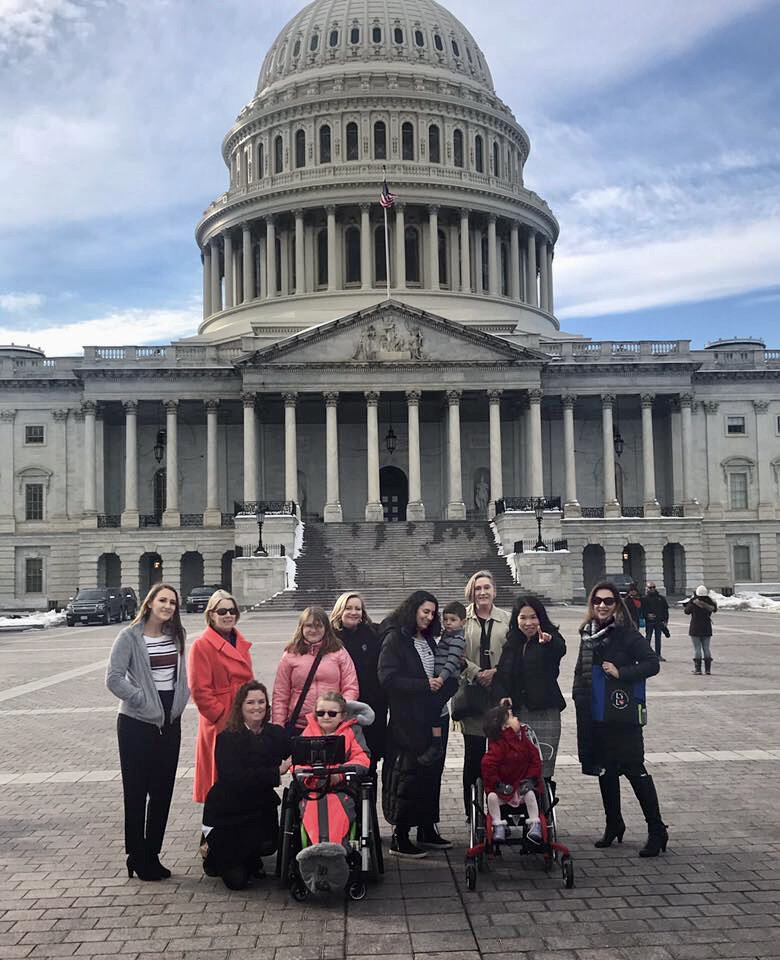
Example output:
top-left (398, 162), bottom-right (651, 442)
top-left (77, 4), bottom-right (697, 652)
top-left (189, 590), bottom-right (254, 803)
top-left (573, 581), bottom-right (667, 857)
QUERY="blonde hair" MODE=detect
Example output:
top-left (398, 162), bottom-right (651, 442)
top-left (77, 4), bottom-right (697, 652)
top-left (204, 589), bottom-right (241, 627)
top-left (316, 691), bottom-right (347, 712)
top-left (330, 592), bottom-right (371, 630)
top-left (286, 606), bottom-right (343, 655)
top-left (464, 570), bottom-right (496, 604)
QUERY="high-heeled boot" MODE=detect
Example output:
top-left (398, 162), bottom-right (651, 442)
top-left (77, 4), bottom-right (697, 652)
top-left (628, 773), bottom-right (668, 857)
top-left (594, 772), bottom-right (625, 848)
top-left (126, 854), bottom-right (162, 881)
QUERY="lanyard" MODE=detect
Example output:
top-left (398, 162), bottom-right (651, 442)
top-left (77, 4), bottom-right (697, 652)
top-left (478, 617), bottom-right (494, 670)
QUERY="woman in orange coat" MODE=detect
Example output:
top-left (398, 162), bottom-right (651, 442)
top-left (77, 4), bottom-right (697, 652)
top-left (188, 590), bottom-right (253, 803)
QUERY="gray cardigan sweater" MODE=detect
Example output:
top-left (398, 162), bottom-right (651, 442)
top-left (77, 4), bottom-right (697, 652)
top-left (106, 621), bottom-right (190, 727)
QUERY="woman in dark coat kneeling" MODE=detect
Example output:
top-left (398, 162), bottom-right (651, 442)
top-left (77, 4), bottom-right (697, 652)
top-left (573, 581), bottom-right (667, 858)
top-left (202, 681), bottom-right (292, 888)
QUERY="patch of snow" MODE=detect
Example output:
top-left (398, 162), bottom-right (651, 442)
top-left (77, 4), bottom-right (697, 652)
top-left (489, 520), bottom-right (505, 555)
top-left (285, 555), bottom-right (298, 591)
top-left (678, 590), bottom-right (780, 613)
top-left (0, 610), bottom-right (66, 630)
top-left (293, 519), bottom-right (305, 559)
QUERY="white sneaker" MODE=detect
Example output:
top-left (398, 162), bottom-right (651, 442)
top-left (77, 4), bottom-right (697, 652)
top-left (492, 821), bottom-right (507, 841)
top-left (527, 820), bottom-right (542, 844)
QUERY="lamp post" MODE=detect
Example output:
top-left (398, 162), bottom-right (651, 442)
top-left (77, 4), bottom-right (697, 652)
top-left (253, 507), bottom-right (268, 557)
top-left (533, 497), bottom-right (547, 551)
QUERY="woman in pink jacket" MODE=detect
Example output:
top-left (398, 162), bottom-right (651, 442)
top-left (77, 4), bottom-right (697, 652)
top-left (272, 606), bottom-right (359, 732)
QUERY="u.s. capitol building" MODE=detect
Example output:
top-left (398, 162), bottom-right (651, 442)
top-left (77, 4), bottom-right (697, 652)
top-left (2, 0), bottom-right (778, 610)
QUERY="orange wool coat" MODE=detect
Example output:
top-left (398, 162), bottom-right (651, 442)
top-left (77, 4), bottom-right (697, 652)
top-left (188, 626), bottom-right (253, 803)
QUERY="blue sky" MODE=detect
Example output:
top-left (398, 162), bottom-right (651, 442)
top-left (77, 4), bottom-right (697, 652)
top-left (0, 0), bottom-right (778, 355)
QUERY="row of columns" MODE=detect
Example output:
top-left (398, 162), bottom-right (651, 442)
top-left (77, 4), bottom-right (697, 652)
top-left (202, 206), bottom-right (554, 317)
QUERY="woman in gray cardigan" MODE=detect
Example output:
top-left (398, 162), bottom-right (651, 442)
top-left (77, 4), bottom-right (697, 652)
top-left (106, 583), bottom-right (189, 881)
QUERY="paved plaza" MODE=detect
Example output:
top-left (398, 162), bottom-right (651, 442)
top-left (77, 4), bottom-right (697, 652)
top-left (1, 604), bottom-right (779, 960)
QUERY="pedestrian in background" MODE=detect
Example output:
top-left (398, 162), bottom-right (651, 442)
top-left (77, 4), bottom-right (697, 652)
top-left (642, 583), bottom-right (669, 662)
top-left (684, 585), bottom-right (717, 675)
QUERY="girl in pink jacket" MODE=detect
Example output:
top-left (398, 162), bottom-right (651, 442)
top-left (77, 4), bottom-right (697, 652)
top-left (272, 607), bottom-right (359, 731)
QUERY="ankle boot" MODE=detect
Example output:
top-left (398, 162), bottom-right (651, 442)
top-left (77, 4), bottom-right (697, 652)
top-left (628, 773), bottom-right (668, 857)
top-left (595, 772), bottom-right (625, 847)
top-left (704, 658), bottom-right (712, 675)
top-left (692, 658), bottom-right (702, 675)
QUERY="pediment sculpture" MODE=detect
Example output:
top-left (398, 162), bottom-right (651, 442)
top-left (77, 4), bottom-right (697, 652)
top-left (351, 321), bottom-right (427, 362)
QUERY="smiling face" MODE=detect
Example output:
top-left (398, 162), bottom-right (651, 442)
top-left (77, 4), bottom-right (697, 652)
top-left (302, 617), bottom-right (326, 646)
top-left (241, 688), bottom-right (268, 731)
top-left (416, 601), bottom-right (436, 634)
top-left (341, 596), bottom-right (364, 629)
top-left (473, 576), bottom-right (495, 610)
top-left (315, 697), bottom-right (343, 734)
top-left (148, 588), bottom-right (177, 625)
top-left (516, 604), bottom-right (540, 638)
top-left (210, 596), bottom-right (238, 635)
top-left (592, 589), bottom-right (618, 624)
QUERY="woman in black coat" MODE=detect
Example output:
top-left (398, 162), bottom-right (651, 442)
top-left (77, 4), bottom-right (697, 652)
top-left (378, 590), bottom-right (457, 859)
top-left (573, 581), bottom-right (667, 857)
top-left (202, 681), bottom-right (292, 889)
top-left (494, 595), bottom-right (566, 780)
top-left (330, 592), bottom-right (387, 770)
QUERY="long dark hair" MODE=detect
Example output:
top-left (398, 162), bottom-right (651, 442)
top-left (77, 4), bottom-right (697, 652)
top-left (132, 582), bottom-right (185, 654)
top-left (506, 595), bottom-right (557, 645)
top-left (581, 580), bottom-right (632, 630)
top-left (387, 590), bottom-right (440, 640)
top-left (225, 680), bottom-right (270, 733)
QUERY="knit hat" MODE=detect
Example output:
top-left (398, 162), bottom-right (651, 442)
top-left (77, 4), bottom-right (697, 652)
top-left (695, 585), bottom-right (708, 597)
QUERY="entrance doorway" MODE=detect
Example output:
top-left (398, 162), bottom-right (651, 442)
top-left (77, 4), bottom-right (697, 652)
top-left (180, 551), bottom-right (204, 601)
top-left (97, 552), bottom-right (121, 589)
top-left (380, 465), bottom-right (408, 522)
top-left (139, 552), bottom-right (163, 597)
top-left (622, 543), bottom-right (646, 587)
top-left (582, 544), bottom-right (606, 594)
top-left (663, 543), bottom-right (686, 596)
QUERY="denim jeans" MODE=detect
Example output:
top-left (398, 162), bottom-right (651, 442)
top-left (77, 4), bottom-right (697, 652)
top-left (690, 635), bottom-right (712, 659)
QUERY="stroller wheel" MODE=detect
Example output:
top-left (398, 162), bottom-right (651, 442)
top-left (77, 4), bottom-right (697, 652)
top-left (561, 855), bottom-right (575, 889)
top-left (291, 880), bottom-right (309, 901)
top-left (465, 862), bottom-right (477, 891)
top-left (348, 881), bottom-right (366, 901)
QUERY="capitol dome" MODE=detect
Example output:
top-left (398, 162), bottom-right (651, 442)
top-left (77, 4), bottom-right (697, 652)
top-left (195, 0), bottom-right (559, 342)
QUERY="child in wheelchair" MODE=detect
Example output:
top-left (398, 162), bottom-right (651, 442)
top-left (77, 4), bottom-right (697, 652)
top-left (481, 703), bottom-right (543, 843)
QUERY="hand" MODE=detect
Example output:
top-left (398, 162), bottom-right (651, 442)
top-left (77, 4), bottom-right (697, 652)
top-left (279, 757), bottom-right (292, 776)
top-left (476, 668), bottom-right (496, 687)
top-left (539, 631), bottom-right (552, 645)
top-left (429, 676), bottom-right (443, 691)
top-left (328, 773), bottom-right (342, 787)
top-left (602, 661), bottom-right (620, 679)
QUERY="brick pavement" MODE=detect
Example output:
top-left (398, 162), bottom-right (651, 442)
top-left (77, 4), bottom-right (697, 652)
top-left (1, 607), bottom-right (779, 960)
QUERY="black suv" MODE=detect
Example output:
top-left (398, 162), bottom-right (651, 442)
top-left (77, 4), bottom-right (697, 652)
top-left (119, 587), bottom-right (138, 620)
top-left (605, 573), bottom-right (635, 597)
top-left (185, 585), bottom-right (222, 613)
top-left (66, 588), bottom-right (124, 626)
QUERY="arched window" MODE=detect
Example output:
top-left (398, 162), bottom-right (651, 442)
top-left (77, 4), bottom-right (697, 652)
top-left (374, 120), bottom-right (387, 160)
top-left (295, 129), bottom-right (306, 168)
top-left (475, 134), bottom-right (484, 173)
top-left (292, 39), bottom-right (301, 58)
top-left (256, 141), bottom-right (264, 178)
top-left (466, 46), bottom-right (473, 63)
top-left (453, 128), bottom-right (464, 168)
top-left (393, 26), bottom-right (404, 44)
top-left (374, 226), bottom-right (387, 283)
top-left (433, 33), bottom-right (443, 51)
top-left (245, 146), bottom-right (252, 183)
top-left (316, 229), bottom-right (328, 287)
top-left (329, 29), bottom-right (339, 47)
top-left (350, 26), bottom-right (360, 44)
top-left (309, 32), bottom-right (319, 52)
top-left (346, 122), bottom-right (359, 161)
top-left (345, 226), bottom-right (361, 284)
top-left (492, 141), bottom-right (500, 177)
top-left (438, 229), bottom-right (448, 287)
top-left (405, 226), bottom-right (420, 283)
top-left (429, 124), bottom-right (440, 164)
top-left (273, 135), bottom-right (283, 173)
top-left (402, 122), bottom-right (414, 160)
top-left (319, 124), bottom-right (331, 163)
top-left (414, 29), bottom-right (425, 47)
top-left (372, 26), bottom-right (382, 43)
top-left (451, 39), bottom-right (460, 58)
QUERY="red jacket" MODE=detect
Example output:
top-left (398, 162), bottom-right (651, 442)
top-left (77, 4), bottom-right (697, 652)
top-left (481, 726), bottom-right (542, 797)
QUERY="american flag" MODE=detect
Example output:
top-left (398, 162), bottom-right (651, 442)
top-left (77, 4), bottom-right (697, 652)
top-left (379, 179), bottom-right (396, 208)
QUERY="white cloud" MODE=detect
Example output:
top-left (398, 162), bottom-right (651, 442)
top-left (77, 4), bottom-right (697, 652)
top-left (0, 0), bottom-right (96, 56)
top-left (0, 303), bottom-right (201, 356)
top-left (0, 292), bottom-right (44, 312)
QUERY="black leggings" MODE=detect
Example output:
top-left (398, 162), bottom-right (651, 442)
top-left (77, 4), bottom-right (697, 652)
top-left (463, 734), bottom-right (487, 816)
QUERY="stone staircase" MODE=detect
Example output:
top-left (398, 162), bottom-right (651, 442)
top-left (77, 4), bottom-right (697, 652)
top-left (255, 520), bottom-right (530, 613)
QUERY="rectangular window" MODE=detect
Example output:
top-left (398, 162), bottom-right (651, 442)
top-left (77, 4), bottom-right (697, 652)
top-left (726, 416), bottom-right (746, 435)
top-left (729, 472), bottom-right (748, 510)
top-left (25, 484), bottom-right (44, 520)
top-left (25, 557), bottom-right (43, 594)
top-left (733, 545), bottom-right (752, 581)
top-left (25, 424), bottom-right (45, 444)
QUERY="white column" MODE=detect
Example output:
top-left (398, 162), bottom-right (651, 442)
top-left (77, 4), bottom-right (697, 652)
top-left (446, 390), bottom-right (467, 519)
top-left (242, 393), bottom-right (257, 504)
top-left (538, 239), bottom-right (549, 312)
top-left (641, 393), bottom-right (660, 516)
top-left (754, 400), bottom-right (773, 519)
top-left (283, 393), bottom-right (299, 507)
top-left (266, 216), bottom-right (277, 298)
top-left (121, 400), bottom-right (139, 527)
top-left (525, 228), bottom-right (537, 307)
top-left (680, 392), bottom-right (698, 511)
top-left (561, 394), bottom-right (581, 516)
top-left (528, 388), bottom-right (544, 498)
top-left (223, 231), bottom-right (234, 309)
top-left (487, 390), bottom-right (503, 518)
top-left (406, 389), bottom-right (425, 520)
top-left (547, 244), bottom-right (555, 314)
top-left (509, 222), bottom-right (520, 301)
top-left (323, 392), bottom-right (342, 522)
top-left (210, 238), bottom-right (222, 313)
top-left (294, 209), bottom-right (306, 296)
top-left (703, 400), bottom-right (723, 518)
top-left (365, 391), bottom-right (384, 521)
top-left (360, 204), bottom-right (371, 291)
top-left (202, 246), bottom-right (212, 318)
top-left (0, 410), bottom-right (14, 531)
top-left (204, 399), bottom-right (221, 527)
top-left (487, 215), bottom-right (499, 296)
top-left (459, 209), bottom-right (471, 293)
top-left (601, 393), bottom-right (621, 517)
top-left (242, 223), bottom-right (255, 302)
top-left (474, 228), bottom-right (483, 293)
top-left (428, 205), bottom-right (440, 291)
top-left (394, 203), bottom-right (406, 291)
top-left (82, 401), bottom-right (97, 517)
top-left (326, 205), bottom-right (337, 291)
top-left (163, 400), bottom-right (180, 526)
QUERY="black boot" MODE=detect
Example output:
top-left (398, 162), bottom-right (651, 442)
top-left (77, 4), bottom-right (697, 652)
top-left (692, 658), bottom-right (702, 675)
top-left (704, 658), bottom-right (712, 675)
top-left (594, 772), bottom-right (625, 847)
top-left (628, 773), bottom-right (668, 857)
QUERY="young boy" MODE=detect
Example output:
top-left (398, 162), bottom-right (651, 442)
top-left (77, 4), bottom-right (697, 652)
top-left (481, 703), bottom-right (543, 842)
top-left (418, 601), bottom-right (467, 766)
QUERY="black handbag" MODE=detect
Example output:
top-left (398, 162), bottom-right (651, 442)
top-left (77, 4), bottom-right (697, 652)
top-left (602, 674), bottom-right (647, 727)
top-left (450, 680), bottom-right (491, 721)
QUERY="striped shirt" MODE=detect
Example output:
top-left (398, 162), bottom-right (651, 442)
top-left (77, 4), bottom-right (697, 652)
top-left (144, 634), bottom-right (178, 691)
top-left (413, 636), bottom-right (435, 679)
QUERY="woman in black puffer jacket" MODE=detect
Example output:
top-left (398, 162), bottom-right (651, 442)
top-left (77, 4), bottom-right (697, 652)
top-left (573, 581), bottom-right (666, 858)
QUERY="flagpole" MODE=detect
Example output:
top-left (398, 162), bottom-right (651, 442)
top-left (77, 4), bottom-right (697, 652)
top-left (382, 166), bottom-right (391, 301)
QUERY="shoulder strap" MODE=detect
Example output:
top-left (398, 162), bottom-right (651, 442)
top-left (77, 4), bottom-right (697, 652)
top-left (287, 649), bottom-right (323, 730)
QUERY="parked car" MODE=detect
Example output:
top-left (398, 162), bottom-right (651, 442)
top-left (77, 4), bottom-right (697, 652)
top-left (119, 586), bottom-right (138, 621)
top-left (66, 588), bottom-right (123, 626)
top-left (605, 573), bottom-right (635, 597)
top-left (185, 585), bottom-right (223, 614)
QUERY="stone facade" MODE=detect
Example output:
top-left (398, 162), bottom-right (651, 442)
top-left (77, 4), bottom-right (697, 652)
top-left (1, 0), bottom-right (779, 609)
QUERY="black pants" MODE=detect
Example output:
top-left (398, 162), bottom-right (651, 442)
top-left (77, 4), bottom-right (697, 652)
top-left (645, 624), bottom-right (663, 657)
top-left (463, 734), bottom-right (487, 816)
top-left (117, 713), bottom-right (181, 860)
top-left (426, 715), bottom-right (449, 827)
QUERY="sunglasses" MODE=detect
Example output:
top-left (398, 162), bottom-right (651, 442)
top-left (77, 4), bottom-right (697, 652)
top-left (315, 709), bottom-right (342, 718)
top-left (215, 607), bottom-right (237, 616)
top-left (593, 596), bottom-right (617, 607)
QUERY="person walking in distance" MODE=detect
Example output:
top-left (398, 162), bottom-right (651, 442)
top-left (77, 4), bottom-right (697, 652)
top-left (642, 583), bottom-right (669, 662)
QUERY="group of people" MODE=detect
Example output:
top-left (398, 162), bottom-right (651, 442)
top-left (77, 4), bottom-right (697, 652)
top-left (106, 570), bottom-right (687, 888)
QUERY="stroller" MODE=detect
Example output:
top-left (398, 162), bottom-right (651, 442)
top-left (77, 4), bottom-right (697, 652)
top-left (465, 723), bottom-right (574, 890)
top-left (275, 734), bottom-right (384, 901)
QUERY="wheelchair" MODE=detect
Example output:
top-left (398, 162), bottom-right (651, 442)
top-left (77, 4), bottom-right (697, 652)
top-left (274, 735), bottom-right (384, 901)
top-left (465, 727), bottom-right (574, 891)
